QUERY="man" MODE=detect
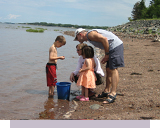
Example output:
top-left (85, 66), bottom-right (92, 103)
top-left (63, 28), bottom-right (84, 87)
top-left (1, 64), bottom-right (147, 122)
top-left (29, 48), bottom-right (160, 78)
top-left (74, 28), bottom-right (124, 104)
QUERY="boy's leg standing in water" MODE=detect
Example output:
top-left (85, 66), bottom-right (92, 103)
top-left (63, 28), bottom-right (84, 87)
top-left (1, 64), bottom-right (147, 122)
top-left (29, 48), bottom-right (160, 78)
top-left (46, 64), bottom-right (57, 98)
top-left (49, 86), bottom-right (55, 97)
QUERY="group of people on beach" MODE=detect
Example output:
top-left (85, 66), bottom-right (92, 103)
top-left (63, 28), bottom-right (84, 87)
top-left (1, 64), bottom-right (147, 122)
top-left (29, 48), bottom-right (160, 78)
top-left (46, 28), bottom-right (124, 104)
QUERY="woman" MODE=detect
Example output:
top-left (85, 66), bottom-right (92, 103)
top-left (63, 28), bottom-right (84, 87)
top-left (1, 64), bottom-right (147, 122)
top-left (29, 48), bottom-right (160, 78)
top-left (70, 43), bottom-right (104, 97)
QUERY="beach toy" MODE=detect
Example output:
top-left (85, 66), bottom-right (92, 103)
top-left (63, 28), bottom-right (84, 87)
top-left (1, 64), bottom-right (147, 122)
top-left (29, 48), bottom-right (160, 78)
top-left (56, 82), bottom-right (71, 100)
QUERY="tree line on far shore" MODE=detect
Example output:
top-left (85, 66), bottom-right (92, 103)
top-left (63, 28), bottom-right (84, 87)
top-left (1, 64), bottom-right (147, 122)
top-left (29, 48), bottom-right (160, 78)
top-left (24, 22), bottom-right (109, 29)
top-left (129, 0), bottom-right (160, 21)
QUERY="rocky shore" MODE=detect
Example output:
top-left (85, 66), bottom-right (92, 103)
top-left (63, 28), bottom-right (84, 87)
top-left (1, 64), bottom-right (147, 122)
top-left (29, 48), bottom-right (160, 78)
top-left (110, 19), bottom-right (160, 33)
top-left (64, 19), bottom-right (160, 41)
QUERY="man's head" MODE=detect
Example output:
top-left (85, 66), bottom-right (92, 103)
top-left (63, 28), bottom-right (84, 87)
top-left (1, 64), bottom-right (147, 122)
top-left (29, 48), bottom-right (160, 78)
top-left (74, 28), bottom-right (86, 43)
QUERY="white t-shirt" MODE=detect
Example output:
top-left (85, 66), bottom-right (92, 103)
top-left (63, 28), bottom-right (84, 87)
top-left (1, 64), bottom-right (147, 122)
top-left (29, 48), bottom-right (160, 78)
top-left (73, 55), bottom-right (104, 76)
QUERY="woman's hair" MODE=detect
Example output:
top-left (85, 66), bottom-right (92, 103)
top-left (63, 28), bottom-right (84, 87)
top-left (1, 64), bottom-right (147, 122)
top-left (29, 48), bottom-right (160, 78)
top-left (76, 43), bottom-right (87, 49)
top-left (82, 46), bottom-right (94, 58)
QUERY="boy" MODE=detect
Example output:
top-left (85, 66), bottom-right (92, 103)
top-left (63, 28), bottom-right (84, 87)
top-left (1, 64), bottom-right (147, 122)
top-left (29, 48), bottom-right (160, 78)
top-left (46, 35), bottom-right (66, 98)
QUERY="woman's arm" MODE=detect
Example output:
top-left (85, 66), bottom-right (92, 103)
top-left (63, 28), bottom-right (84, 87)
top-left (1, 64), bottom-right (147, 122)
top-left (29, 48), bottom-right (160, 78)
top-left (73, 56), bottom-right (84, 75)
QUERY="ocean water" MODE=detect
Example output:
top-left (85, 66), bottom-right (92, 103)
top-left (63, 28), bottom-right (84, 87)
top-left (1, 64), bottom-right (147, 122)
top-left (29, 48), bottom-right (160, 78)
top-left (0, 23), bottom-right (83, 119)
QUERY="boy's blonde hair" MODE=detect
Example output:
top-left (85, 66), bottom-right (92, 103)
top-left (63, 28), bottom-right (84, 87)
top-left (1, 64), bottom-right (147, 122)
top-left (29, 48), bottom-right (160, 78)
top-left (55, 35), bottom-right (66, 45)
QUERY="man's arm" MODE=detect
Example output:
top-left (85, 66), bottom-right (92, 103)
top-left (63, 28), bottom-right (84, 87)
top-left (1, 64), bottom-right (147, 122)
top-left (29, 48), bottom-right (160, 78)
top-left (88, 31), bottom-right (109, 53)
top-left (88, 31), bottom-right (109, 64)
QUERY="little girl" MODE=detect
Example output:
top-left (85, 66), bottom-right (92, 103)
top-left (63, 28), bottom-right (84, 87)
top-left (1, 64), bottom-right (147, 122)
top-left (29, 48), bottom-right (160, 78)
top-left (76, 46), bottom-right (97, 101)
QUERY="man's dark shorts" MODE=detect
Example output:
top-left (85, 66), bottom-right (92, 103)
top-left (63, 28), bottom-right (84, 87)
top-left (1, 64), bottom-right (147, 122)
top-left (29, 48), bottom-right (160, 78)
top-left (106, 44), bottom-right (125, 69)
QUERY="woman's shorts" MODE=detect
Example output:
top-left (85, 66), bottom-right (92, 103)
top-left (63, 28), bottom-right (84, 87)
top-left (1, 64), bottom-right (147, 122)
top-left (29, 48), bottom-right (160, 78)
top-left (46, 63), bottom-right (57, 87)
top-left (106, 44), bottom-right (125, 69)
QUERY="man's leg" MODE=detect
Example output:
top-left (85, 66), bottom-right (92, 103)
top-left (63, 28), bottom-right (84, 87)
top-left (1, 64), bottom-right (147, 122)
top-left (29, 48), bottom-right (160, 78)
top-left (104, 68), bottom-right (112, 93)
top-left (95, 67), bottom-right (111, 98)
top-left (110, 68), bottom-right (119, 95)
top-left (103, 68), bottom-right (119, 103)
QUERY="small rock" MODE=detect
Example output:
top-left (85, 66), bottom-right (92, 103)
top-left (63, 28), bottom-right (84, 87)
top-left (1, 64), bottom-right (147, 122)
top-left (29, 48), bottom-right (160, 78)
top-left (140, 117), bottom-right (154, 120)
top-left (63, 113), bottom-right (72, 118)
top-left (130, 72), bottom-right (142, 75)
top-left (90, 104), bottom-right (101, 110)
top-left (156, 104), bottom-right (160, 107)
top-left (49, 108), bottom-right (54, 112)
top-left (117, 92), bottom-right (124, 96)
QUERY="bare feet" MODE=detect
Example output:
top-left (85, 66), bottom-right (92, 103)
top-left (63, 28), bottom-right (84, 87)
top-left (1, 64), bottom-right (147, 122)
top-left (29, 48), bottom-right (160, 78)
top-left (48, 93), bottom-right (54, 98)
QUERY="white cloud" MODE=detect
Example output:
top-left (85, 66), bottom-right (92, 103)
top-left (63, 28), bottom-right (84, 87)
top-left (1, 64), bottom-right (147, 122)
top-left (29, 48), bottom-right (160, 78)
top-left (8, 14), bottom-right (21, 19)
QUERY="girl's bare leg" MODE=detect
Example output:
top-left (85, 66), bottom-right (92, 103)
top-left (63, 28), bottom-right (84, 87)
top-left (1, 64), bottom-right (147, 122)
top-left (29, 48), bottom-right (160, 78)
top-left (81, 86), bottom-right (85, 96)
top-left (84, 88), bottom-right (88, 98)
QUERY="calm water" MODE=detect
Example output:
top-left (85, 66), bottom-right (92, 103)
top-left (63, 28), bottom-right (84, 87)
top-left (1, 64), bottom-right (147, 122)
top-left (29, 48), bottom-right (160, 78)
top-left (0, 23), bottom-right (84, 119)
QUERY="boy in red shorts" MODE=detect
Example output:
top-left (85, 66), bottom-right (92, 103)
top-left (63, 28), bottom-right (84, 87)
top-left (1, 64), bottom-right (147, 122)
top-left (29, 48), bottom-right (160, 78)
top-left (46, 35), bottom-right (66, 98)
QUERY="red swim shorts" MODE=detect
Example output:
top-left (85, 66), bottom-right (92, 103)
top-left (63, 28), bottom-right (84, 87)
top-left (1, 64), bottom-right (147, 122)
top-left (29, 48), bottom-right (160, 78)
top-left (46, 63), bottom-right (57, 87)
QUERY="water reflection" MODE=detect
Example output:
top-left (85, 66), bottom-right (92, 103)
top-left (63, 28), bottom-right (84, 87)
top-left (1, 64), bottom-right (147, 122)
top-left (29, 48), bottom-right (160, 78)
top-left (38, 96), bottom-right (76, 119)
top-left (39, 98), bottom-right (56, 119)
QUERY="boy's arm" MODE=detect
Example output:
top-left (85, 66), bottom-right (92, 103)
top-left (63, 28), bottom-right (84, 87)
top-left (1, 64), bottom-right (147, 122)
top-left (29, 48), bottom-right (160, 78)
top-left (49, 47), bottom-right (65, 61)
top-left (79, 59), bottom-right (90, 73)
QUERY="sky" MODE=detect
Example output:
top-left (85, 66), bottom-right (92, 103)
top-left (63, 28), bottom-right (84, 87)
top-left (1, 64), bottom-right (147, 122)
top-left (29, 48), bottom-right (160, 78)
top-left (0, 0), bottom-right (151, 27)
